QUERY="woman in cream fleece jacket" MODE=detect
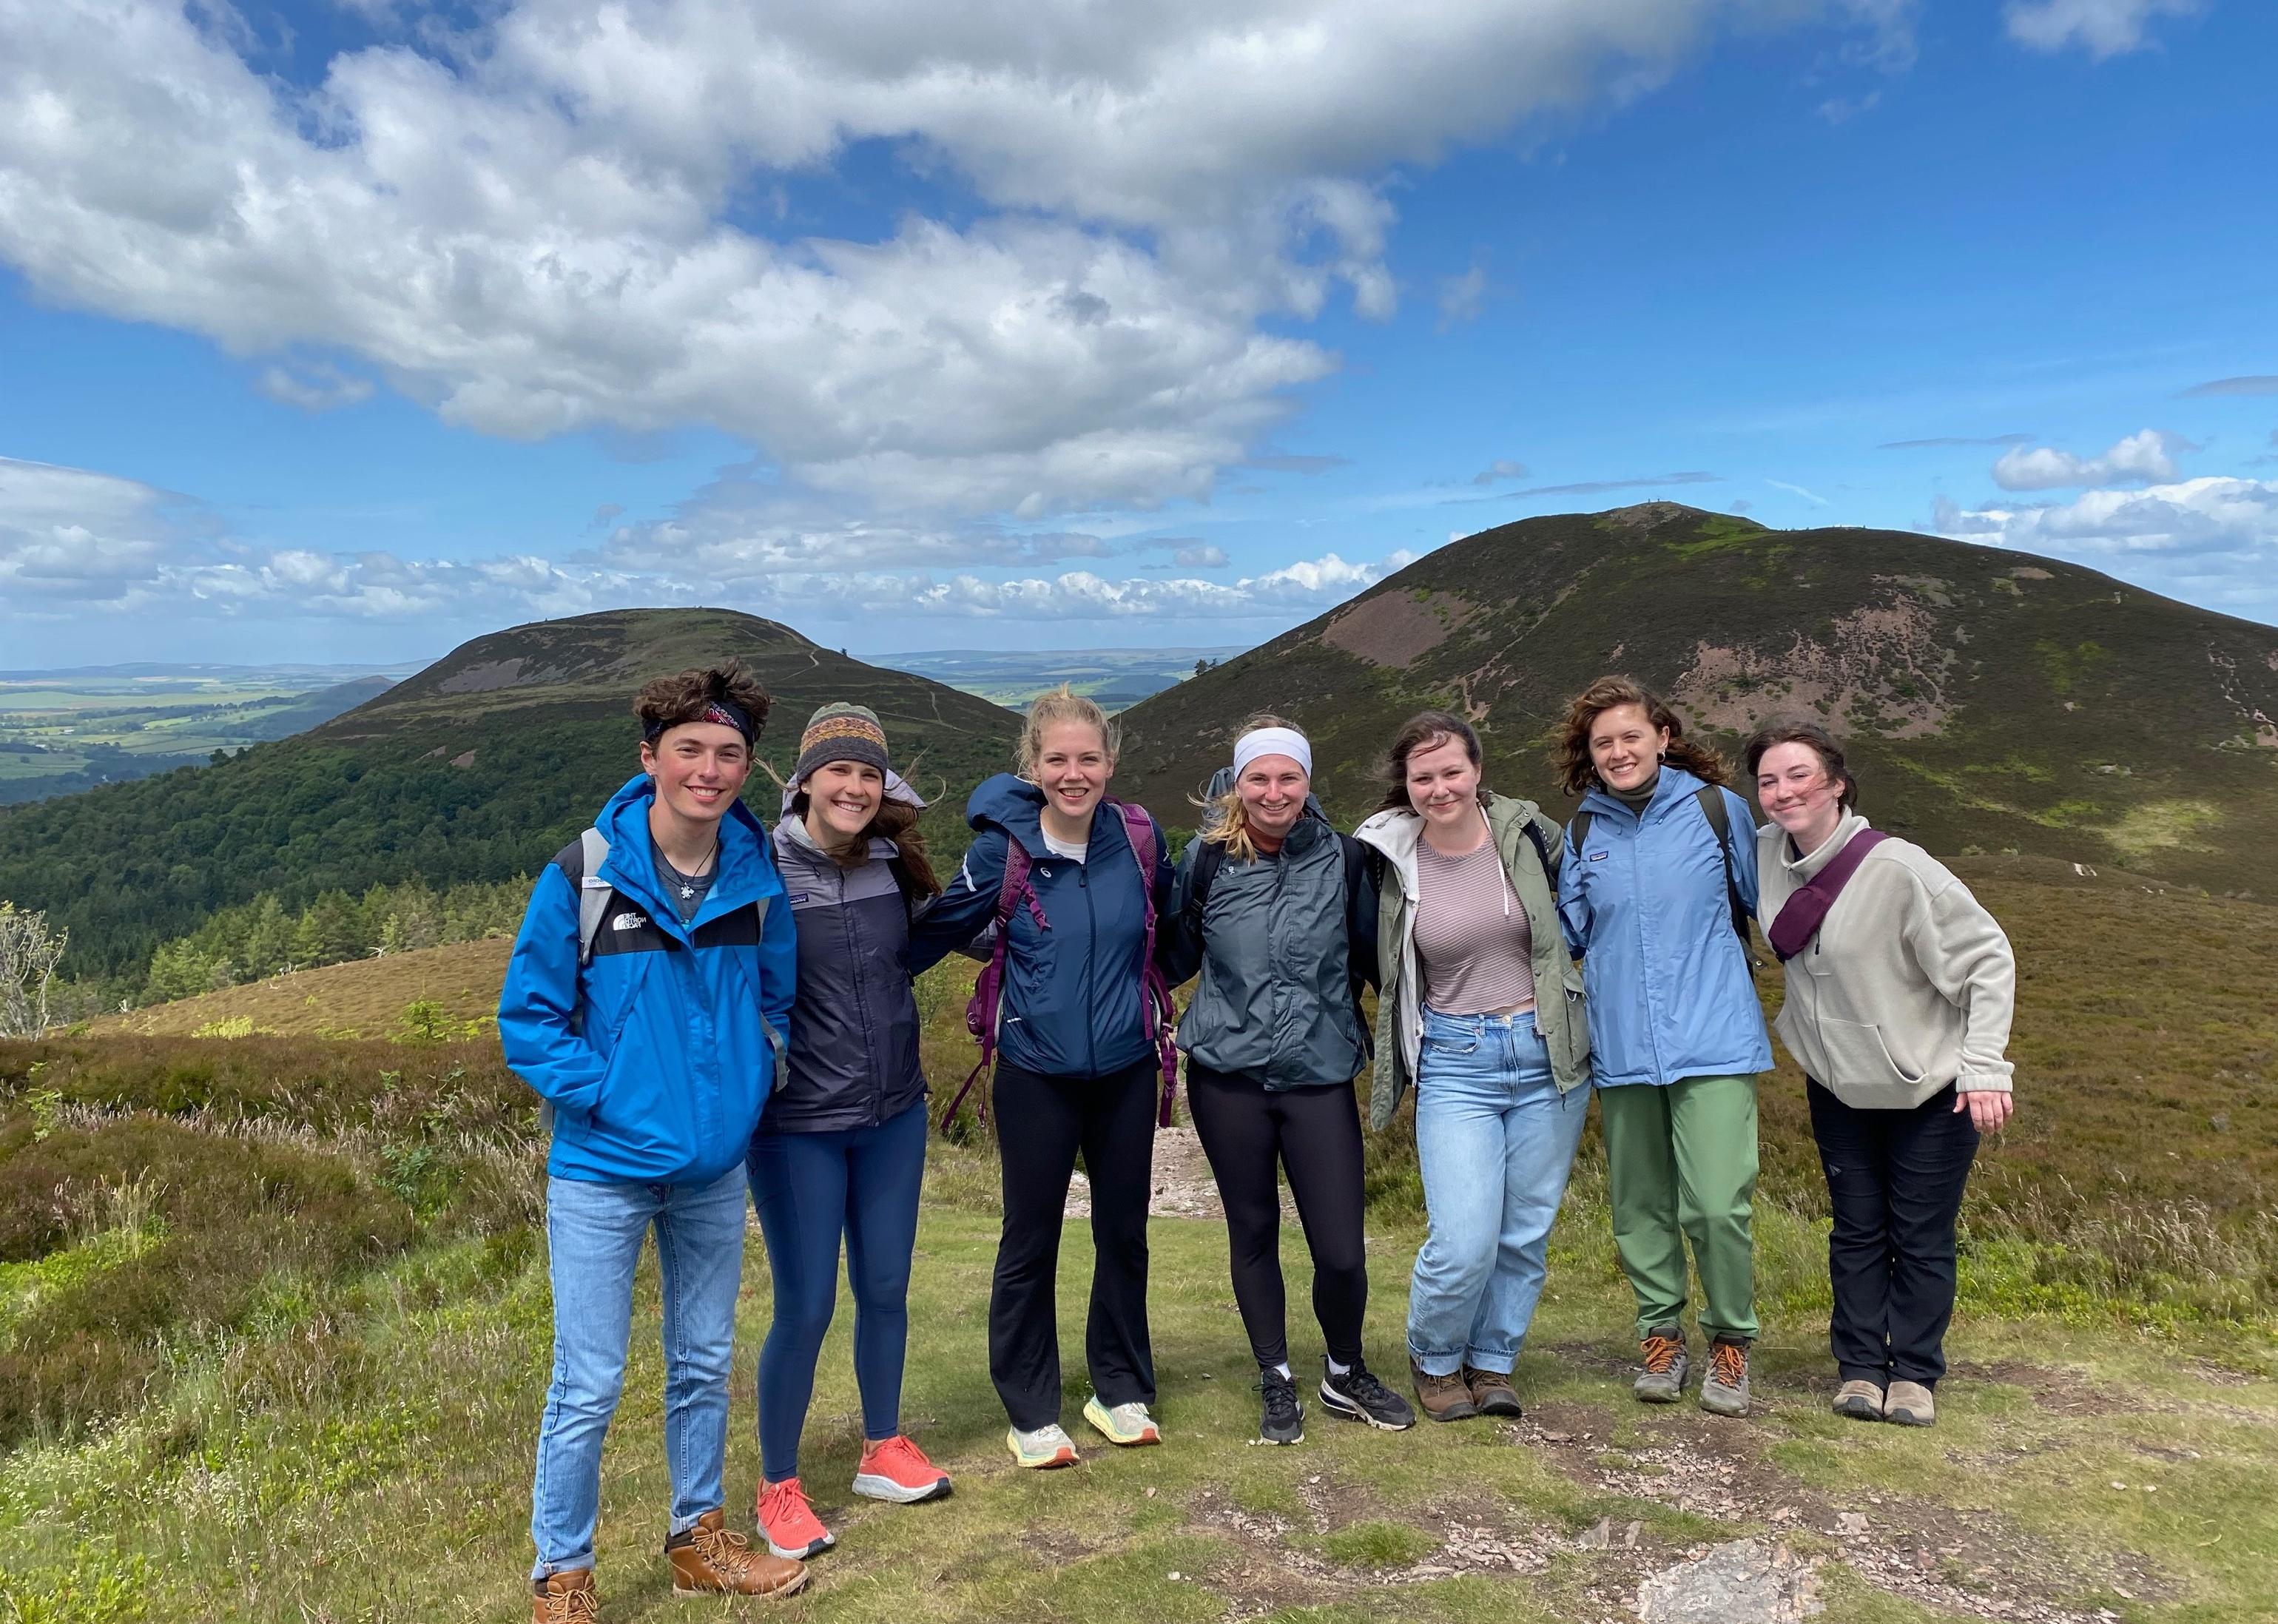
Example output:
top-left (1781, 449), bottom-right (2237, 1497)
top-left (1745, 720), bottom-right (2017, 1432)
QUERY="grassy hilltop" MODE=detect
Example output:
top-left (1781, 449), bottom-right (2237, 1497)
top-left (1116, 504), bottom-right (2278, 896)
top-left (0, 610), bottom-right (1022, 983)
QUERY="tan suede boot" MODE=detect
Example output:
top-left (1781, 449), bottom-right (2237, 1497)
top-left (665, 1509), bottom-right (809, 1599)
top-left (532, 1569), bottom-right (599, 1623)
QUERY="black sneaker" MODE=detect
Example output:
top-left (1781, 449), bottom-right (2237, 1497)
top-left (1320, 1356), bottom-right (1418, 1431)
top-left (1258, 1367), bottom-right (1304, 1444)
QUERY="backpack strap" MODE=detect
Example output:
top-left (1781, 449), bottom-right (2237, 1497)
top-left (573, 826), bottom-right (613, 968)
top-left (944, 835), bottom-right (1045, 1134)
top-left (1113, 801), bottom-right (1182, 1127)
top-left (1520, 817), bottom-right (1557, 884)
top-left (1187, 835), bottom-right (1226, 923)
top-left (1567, 809), bottom-right (1594, 862)
top-left (1694, 786), bottom-right (1760, 965)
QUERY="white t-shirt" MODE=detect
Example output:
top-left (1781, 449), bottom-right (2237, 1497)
top-left (1041, 829), bottom-right (1088, 863)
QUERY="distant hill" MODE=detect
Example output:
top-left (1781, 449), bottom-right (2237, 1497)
top-left (235, 675), bottom-right (398, 741)
top-left (885, 647), bottom-right (1247, 712)
top-left (1115, 504), bottom-right (2278, 894)
top-left (96, 937), bottom-right (513, 1040)
top-left (0, 610), bottom-right (1021, 980)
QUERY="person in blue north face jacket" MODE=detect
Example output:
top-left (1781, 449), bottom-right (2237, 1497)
top-left (499, 661), bottom-right (805, 1613)
top-left (1554, 677), bottom-right (1771, 1426)
top-left (907, 687), bottom-right (1174, 1472)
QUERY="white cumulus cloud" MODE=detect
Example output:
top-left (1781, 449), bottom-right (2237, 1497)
top-left (0, 0), bottom-right (1913, 521)
top-left (1934, 476), bottom-right (2278, 615)
top-left (1990, 429), bottom-right (2186, 491)
top-left (2004, 0), bottom-right (2201, 59)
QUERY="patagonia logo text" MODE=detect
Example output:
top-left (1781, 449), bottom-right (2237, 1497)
top-left (1588, 851), bottom-right (1609, 861)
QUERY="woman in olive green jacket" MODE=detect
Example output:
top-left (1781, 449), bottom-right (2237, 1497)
top-left (1353, 711), bottom-right (1589, 1422)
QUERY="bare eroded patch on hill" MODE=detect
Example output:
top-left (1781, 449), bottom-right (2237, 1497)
top-left (1674, 595), bottom-right (1957, 738)
top-left (1320, 590), bottom-right (1478, 669)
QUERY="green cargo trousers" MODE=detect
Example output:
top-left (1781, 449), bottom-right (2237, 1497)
top-left (1597, 1074), bottom-right (1761, 1343)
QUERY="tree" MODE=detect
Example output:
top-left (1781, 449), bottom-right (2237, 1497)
top-left (0, 901), bottom-right (68, 1039)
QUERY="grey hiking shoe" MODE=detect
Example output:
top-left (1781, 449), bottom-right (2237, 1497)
top-left (1699, 1337), bottom-right (1750, 1418)
top-left (1884, 1380), bottom-right (1936, 1427)
top-left (1258, 1369), bottom-right (1304, 1445)
top-left (1833, 1379), bottom-right (1885, 1421)
top-left (1634, 1327), bottom-right (1689, 1404)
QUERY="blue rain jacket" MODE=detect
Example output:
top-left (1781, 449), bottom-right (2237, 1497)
top-left (499, 773), bottom-right (795, 1185)
top-left (908, 773), bottom-right (1173, 1080)
top-left (1555, 765), bottom-right (1771, 1088)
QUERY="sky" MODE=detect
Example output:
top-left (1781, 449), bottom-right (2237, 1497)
top-left (0, 0), bottom-right (2272, 668)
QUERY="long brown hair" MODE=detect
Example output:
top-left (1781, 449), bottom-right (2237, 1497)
top-left (786, 782), bottom-right (942, 899)
top-left (1375, 710), bottom-right (1487, 815)
top-left (1194, 712), bottom-right (1303, 863)
top-left (1554, 676), bottom-right (1730, 797)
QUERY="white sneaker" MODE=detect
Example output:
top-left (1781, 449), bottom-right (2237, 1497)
top-left (1005, 1423), bottom-right (1079, 1469)
top-left (1082, 1395), bottom-right (1162, 1446)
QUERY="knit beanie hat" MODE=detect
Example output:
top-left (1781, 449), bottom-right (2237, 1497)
top-left (792, 702), bottom-right (890, 787)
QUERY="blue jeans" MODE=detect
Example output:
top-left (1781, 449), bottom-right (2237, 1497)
top-left (530, 1168), bottom-right (748, 1579)
top-left (748, 1099), bottom-right (929, 1483)
top-left (1407, 1007), bottom-right (1590, 1378)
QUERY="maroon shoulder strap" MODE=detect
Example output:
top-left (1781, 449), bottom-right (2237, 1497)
top-left (1768, 829), bottom-right (1890, 963)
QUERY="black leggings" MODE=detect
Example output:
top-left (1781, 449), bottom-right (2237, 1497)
top-left (1186, 1065), bottom-right (1369, 1370)
top-left (989, 1057), bottom-right (1159, 1430)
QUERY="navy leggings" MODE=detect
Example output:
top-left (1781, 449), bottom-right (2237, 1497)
top-left (746, 1098), bottom-right (928, 1483)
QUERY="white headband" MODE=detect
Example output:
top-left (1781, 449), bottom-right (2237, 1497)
top-left (1232, 726), bottom-right (1312, 778)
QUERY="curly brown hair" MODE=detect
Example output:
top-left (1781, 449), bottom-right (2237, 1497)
top-left (1375, 710), bottom-right (1486, 814)
top-left (1553, 676), bottom-right (1729, 797)
top-left (633, 659), bottom-right (772, 741)
top-left (1742, 718), bottom-right (1859, 812)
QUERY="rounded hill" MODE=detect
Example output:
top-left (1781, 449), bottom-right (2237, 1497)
top-left (0, 608), bottom-right (1021, 980)
top-left (1116, 505), bottom-right (2278, 894)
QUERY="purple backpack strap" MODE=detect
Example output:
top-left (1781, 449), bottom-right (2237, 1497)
top-left (1768, 829), bottom-right (1890, 963)
top-left (1113, 801), bottom-right (1182, 1128)
top-left (944, 838), bottom-right (1046, 1133)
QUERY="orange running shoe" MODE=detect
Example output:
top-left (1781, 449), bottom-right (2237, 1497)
top-left (754, 1476), bottom-right (835, 1561)
top-left (852, 1435), bottom-right (953, 1504)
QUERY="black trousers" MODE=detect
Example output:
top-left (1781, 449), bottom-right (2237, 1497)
top-left (1186, 1065), bottom-right (1369, 1371)
top-left (1807, 1079), bottom-right (1981, 1387)
top-left (989, 1057), bottom-right (1158, 1430)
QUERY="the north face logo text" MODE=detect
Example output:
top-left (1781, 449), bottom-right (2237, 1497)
top-left (612, 912), bottom-right (647, 931)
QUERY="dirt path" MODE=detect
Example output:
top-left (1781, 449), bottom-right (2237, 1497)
top-left (1061, 1125), bottom-right (1295, 1220)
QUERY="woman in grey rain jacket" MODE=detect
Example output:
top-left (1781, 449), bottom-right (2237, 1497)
top-left (1160, 718), bottom-right (1415, 1445)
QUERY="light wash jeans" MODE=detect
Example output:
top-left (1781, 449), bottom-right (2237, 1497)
top-left (1407, 1006), bottom-right (1590, 1378)
top-left (530, 1167), bottom-right (748, 1579)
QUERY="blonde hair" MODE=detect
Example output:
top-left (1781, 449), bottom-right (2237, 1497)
top-left (1018, 685), bottom-right (1119, 779)
top-left (1195, 712), bottom-right (1304, 863)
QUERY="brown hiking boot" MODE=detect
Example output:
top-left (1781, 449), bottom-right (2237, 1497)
top-left (1463, 1365), bottom-right (1523, 1418)
top-left (1410, 1357), bottom-right (1478, 1422)
top-left (1700, 1337), bottom-right (1750, 1418)
top-left (1634, 1327), bottom-right (1688, 1404)
top-left (532, 1570), bottom-right (599, 1623)
top-left (665, 1509), bottom-right (809, 1599)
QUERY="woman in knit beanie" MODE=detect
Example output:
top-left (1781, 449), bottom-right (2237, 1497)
top-left (747, 703), bottom-right (950, 1560)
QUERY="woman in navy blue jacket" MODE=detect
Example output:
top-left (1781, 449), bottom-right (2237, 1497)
top-left (1554, 677), bottom-right (1772, 1422)
top-left (499, 662), bottom-right (806, 1614)
top-left (908, 687), bottom-right (1174, 1470)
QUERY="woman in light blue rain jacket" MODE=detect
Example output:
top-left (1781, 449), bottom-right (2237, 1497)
top-left (1554, 677), bottom-right (1770, 1421)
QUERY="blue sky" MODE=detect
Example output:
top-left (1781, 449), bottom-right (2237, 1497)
top-left (1, 0), bottom-right (2271, 668)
